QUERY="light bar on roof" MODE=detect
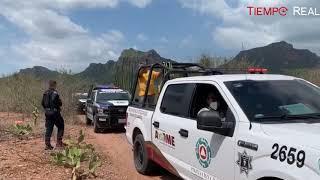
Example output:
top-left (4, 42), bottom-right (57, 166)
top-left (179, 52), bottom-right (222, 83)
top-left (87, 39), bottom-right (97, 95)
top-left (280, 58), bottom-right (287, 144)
top-left (248, 67), bottom-right (268, 74)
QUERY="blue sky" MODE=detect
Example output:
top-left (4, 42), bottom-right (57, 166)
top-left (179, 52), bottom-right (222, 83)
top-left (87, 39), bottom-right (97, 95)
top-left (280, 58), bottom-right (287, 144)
top-left (0, 0), bottom-right (319, 74)
top-left (69, 0), bottom-right (225, 57)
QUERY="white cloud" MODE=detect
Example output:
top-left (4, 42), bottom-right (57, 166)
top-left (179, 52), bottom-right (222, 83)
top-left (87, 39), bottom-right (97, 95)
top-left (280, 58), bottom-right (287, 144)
top-left (213, 26), bottom-right (276, 50)
top-left (0, 0), bottom-right (154, 71)
top-left (178, 0), bottom-right (228, 18)
top-left (160, 37), bottom-right (169, 43)
top-left (50, 0), bottom-right (119, 9)
top-left (127, 0), bottom-right (153, 8)
top-left (0, 0), bottom-right (152, 10)
top-left (51, 0), bottom-right (153, 9)
top-left (1, 8), bottom-right (87, 39)
top-left (179, 0), bottom-right (320, 54)
top-left (13, 29), bottom-right (124, 71)
top-left (137, 33), bottom-right (148, 41)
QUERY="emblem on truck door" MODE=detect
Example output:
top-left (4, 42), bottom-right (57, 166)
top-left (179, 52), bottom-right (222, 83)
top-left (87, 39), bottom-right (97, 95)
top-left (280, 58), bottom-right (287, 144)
top-left (195, 138), bottom-right (212, 168)
top-left (236, 151), bottom-right (253, 175)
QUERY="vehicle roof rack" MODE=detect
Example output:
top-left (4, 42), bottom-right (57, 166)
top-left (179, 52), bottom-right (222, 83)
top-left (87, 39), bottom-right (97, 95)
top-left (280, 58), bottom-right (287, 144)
top-left (131, 63), bottom-right (267, 106)
top-left (138, 63), bottom-right (266, 75)
top-left (131, 63), bottom-right (220, 106)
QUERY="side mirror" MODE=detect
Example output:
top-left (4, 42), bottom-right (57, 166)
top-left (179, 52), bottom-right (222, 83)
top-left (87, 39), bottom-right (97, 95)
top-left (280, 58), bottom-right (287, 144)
top-left (197, 111), bottom-right (233, 136)
top-left (197, 111), bottom-right (222, 130)
top-left (87, 99), bottom-right (93, 104)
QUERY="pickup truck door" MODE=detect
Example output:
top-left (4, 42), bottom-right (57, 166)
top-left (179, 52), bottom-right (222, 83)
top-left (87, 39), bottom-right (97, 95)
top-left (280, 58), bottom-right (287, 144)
top-left (86, 90), bottom-right (96, 120)
top-left (151, 83), bottom-right (196, 178)
top-left (181, 82), bottom-right (237, 180)
top-left (153, 82), bottom-right (237, 180)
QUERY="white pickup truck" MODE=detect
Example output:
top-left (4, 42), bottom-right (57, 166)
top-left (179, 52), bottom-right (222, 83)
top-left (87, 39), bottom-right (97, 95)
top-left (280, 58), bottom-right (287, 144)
top-left (125, 63), bottom-right (320, 180)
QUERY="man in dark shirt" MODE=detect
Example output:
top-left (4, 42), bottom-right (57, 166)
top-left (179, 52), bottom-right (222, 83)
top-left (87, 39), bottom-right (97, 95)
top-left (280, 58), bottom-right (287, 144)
top-left (41, 80), bottom-right (65, 150)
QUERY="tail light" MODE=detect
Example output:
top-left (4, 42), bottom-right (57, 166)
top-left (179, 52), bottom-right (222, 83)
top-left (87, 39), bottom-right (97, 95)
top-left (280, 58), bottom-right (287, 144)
top-left (248, 67), bottom-right (268, 74)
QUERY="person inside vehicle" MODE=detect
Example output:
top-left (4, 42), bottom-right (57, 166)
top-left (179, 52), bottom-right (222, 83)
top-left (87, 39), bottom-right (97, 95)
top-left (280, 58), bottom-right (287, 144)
top-left (138, 64), bottom-right (161, 105)
top-left (198, 92), bottom-right (218, 115)
top-left (197, 92), bottom-right (226, 120)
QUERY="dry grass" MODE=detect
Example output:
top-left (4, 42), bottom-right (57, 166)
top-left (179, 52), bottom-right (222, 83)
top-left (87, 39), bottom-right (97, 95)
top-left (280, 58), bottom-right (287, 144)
top-left (0, 65), bottom-right (319, 128)
top-left (0, 72), bottom-right (90, 122)
top-left (284, 68), bottom-right (320, 86)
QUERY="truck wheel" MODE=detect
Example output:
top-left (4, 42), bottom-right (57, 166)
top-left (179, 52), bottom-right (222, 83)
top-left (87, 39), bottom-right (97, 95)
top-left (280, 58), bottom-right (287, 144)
top-left (86, 116), bottom-right (92, 126)
top-left (93, 116), bottom-right (101, 133)
top-left (133, 134), bottom-right (154, 174)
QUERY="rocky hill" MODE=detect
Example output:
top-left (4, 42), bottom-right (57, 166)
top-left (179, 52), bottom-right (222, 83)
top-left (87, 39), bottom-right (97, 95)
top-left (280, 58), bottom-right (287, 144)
top-left (18, 66), bottom-right (60, 80)
top-left (226, 41), bottom-right (320, 72)
top-left (117, 48), bottom-right (174, 65)
top-left (15, 42), bottom-right (320, 86)
top-left (17, 49), bottom-right (175, 89)
top-left (75, 60), bottom-right (116, 84)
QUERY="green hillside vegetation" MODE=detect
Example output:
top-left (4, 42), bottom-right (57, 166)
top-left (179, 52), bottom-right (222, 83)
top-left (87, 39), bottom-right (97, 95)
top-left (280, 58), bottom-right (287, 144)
top-left (120, 48), bottom-right (146, 59)
top-left (0, 71), bottom-right (90, 121)
top-left (198, 54), bottom-right (231, 68)
top-left (14, 48), bottom-right (174, 92)
top-left (226, 41), bottom-right (320, 73)
top-left (0, 49), bottom-right (174, 119)
top-left (284, 68), bottom-right (320, 85)
top-left (1, 44), bottom-right (320, 119)
top-left (76, 60), bottom-right (116, 84)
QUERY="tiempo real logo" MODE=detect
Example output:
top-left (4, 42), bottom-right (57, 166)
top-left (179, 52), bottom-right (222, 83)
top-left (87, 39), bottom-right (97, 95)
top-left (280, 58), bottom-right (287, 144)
top-left (247, 1), bottom-right (320, 17)
top-left (293, 7), bottom-right (320, 16)
top-left (247, 6), bottom-right (288, 16)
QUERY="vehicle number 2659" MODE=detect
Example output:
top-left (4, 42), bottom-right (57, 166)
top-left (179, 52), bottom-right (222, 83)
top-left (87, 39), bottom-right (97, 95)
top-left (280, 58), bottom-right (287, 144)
top-left (271, 143), bottom-right (305, 168)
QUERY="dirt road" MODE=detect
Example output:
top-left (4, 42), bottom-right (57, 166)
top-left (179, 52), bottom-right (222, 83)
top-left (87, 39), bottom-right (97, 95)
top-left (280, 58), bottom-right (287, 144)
top-left (0, 113), bottom-right (179, 180)
top-left (82, 117), bottom-right (180, 180)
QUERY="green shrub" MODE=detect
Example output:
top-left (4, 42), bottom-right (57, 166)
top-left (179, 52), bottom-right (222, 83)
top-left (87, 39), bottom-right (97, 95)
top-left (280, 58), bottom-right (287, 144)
top-left (10, 123), bottom-right (33, 136)
top-left (52, 130), bottom-right (101, 180)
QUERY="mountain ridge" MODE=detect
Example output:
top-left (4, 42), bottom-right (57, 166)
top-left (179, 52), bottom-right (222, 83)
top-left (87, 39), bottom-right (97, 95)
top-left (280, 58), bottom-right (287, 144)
top-left (16, 42), bottom-right (320, 83)
top-left (227, 41), bottom-right (320, 72)
top-left (19, 66), bottom-right (60, 80)
top-left (16, 48), bottom-right (174, 82)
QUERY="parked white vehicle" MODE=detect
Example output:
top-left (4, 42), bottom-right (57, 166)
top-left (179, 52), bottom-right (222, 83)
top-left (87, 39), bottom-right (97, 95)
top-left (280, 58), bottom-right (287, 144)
top-left (125, 63), bottom-right (320, 180)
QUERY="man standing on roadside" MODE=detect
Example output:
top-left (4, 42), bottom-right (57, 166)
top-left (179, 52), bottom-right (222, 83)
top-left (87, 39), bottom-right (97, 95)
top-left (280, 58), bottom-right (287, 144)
top-left (41, 80), bottom-right (65, 150)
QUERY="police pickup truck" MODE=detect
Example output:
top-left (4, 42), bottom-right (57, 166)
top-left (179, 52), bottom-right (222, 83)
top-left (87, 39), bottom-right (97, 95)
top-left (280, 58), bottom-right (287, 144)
top-left (86, 85), bottom-right (130, 133)
top-left (125, 63), bottom-right (320, 180)
top-left (75, 92), bottom-right (88, 114)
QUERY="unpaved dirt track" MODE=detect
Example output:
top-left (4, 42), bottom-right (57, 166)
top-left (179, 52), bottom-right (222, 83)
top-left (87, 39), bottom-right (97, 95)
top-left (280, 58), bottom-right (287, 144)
top-left (82, 117), bottom-right (180, 180)
top-left (0, 113), bottom-right (179, 180)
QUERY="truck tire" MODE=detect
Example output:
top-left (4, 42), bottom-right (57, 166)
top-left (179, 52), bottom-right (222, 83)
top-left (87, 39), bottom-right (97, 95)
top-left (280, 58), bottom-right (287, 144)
top-left (86, 116), bottom-right (92, 126)
top-left (93, 115), bottom-right (102, 133)
top-left (133, 134), bottom-right (154, 175)
top-left (258, 178), bottom-right (283, 180)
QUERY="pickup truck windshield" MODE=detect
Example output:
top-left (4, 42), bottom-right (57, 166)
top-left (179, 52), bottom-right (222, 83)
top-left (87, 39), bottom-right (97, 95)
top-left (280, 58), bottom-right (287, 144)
top-left (77, 94), bottom-right (88, 100)
top-left (225, 80), bottom-right (320, 123)
top-left (97, 90), bottom-right (129, 102)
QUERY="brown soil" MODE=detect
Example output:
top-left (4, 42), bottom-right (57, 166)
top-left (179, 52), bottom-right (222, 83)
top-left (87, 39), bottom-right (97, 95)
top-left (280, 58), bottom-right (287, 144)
top-left (0, 113), bottom-right (179, 180)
